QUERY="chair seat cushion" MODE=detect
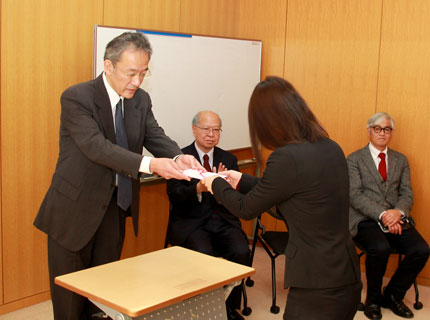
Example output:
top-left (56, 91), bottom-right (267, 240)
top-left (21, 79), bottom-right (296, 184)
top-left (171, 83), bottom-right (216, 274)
top-left (262, 231), bottom-right (288, 255)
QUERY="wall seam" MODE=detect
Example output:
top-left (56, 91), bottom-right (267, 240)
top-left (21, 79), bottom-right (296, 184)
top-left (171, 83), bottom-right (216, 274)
top-left (374, 0), bottom-right (385, 113)
top-left (282, 0), bottom-right (289, 78)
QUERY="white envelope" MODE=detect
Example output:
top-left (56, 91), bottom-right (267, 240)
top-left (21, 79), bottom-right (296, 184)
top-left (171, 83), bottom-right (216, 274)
top-left (183, 169), bottom-right (226, 180)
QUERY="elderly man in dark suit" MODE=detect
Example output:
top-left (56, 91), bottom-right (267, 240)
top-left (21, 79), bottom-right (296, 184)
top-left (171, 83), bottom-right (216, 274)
top-left (34, 32), bottom-right (201, 320)
top-left (166, 111), bottom-right (250, 320)
top-left (348, 112), bottom-right (429, 319)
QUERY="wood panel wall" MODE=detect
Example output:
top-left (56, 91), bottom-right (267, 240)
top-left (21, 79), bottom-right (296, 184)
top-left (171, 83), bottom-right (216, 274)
top-left (284, 0), bottom-right (382, 156)
top-left (0, 0), bottom-right (3, 305)
top-left (376, 0), bottom-right (430, 281)
top-left (1, 0), bottom-right (430, 314)
top-left (1, 0), bottom-right (103, 308)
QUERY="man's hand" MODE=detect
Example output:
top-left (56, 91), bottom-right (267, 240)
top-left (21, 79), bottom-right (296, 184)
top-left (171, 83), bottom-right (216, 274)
top-left (381, 209), bottom-right (403, 228)
top-left (150, 158), bottom-right (190, 181)
top-left (216, 162), bottom-right (227, 173)
top-left (175, 154), bottom-right (204, 171)
top-left (196, 180), bottom-right (210, 194)
top-left (200, 175), bottom-right (218, 194)
top-left (388, 222), bottom-right (403, 235)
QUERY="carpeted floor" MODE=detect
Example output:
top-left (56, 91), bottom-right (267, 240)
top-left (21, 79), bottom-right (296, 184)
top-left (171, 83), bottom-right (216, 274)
top-left (1, 246), bottom-right (429, 319)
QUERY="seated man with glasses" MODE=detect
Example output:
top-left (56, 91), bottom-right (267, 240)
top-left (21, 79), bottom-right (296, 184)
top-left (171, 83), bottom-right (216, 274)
top-left (166, 110), bottom-right (250, 320)
top-left (347, 112), bottom-right (429, 320)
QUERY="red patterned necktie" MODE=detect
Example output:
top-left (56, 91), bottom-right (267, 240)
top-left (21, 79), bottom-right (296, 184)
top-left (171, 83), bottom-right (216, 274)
top-left (203, 154), bottom-right (212, 172)
top-left (378, 152), bottom-right (387, 181)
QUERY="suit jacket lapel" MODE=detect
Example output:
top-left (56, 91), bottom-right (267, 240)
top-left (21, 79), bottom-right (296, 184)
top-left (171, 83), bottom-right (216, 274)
top-left (186, 143), bottom-right (202, 166)
top-left (386, 148), bottom-right (398, 184)
top-left (213, 147), bottom-right (222, 169)
top-left (95, 75), bottom-right (116, 144)
top-left (124, 98), bottom-right (142, 152)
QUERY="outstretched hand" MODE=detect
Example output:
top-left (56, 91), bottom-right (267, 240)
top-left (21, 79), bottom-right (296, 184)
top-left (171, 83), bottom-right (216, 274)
top-left (175, 154), bottom-right (204, 171)
top-left (219, 170), bottom-right (242, 189)
top-left (150, 158), bottom-right (190, 181)
top-left (200, 175), bottom-right (218, 194)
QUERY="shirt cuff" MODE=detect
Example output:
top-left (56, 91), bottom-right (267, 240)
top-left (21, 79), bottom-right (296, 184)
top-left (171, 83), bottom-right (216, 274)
top-left (173, 154), bottom-right (183, 162)
top-left (378, 211), bottom-right (386, 221)
top-left (139, 156), bottom-right (153, 174)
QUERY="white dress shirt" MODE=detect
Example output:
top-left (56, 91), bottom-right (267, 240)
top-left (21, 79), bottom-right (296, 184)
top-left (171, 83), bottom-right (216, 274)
top-left (103, 73), bottom-right (152, 173)
top-left (368, 143), bottom-right (404, 221)
top-left (194, 142), bottom-right (214, 170)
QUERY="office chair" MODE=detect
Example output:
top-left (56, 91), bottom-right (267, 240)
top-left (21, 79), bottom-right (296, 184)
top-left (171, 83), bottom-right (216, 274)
top-left (246, 208), bottom-right (288, 314)
top-left (164, 204), bottom-right (252, 316)
top-left (355, 242), bottom-right (423, 312)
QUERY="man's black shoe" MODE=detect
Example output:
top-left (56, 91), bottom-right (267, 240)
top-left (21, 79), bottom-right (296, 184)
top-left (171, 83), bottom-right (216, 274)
top-left (226, 305), bottom-right (245, 320)
top-left (382, 294), bottom-right (414, 318)
top-left (363, 302), bottom-right (382, 320)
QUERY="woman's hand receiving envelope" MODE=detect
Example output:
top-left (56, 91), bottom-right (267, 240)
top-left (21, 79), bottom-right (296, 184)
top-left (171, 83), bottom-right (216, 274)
top-left (201, 169), bottom-right (243, 194)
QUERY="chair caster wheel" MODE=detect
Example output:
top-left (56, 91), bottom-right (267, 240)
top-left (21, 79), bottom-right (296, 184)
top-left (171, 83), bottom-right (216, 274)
top-left (413, 301), bottom-right (423, 310)
top-left (242, 307), bottom-right (252, 316)
top-left (357, 302), bottom-right (365, 311)
top-left (270, 305), bottom-right (280, 314)
top-left (245, 278), bottom-right (254, 287)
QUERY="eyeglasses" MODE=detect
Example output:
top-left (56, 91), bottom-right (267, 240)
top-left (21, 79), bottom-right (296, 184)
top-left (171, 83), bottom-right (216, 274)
top-left (114, 66), bottom-right (152, 81)
top-left (194, 125), bottom-right (222, 135)
top-left (371, 126), bottom-right (393, 134)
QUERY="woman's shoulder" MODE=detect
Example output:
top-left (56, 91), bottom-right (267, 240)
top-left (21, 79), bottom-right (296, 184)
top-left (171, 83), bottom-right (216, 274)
top-left (273, 138), bottom-right (337, 152)
top-left (269, 138), bottom-right (344, 162)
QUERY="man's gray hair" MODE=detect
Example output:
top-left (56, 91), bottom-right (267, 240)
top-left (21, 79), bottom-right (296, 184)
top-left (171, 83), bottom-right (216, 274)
top-left (192, 111), bottom-right (222, 127)
top-left (104, 32), bottom-right (152, 65)
top-left (367, 112), bottom-right (395, 129)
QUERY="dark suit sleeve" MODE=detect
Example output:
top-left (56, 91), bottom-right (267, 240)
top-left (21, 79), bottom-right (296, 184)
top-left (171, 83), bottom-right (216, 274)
top-left (238, 174), bottom-right (259, 194)
top-left (61, 86), bottom-right (143, 179)
top-left (212, 148), bottom-right (295, 220)
top-left (394, 156), bottom-right (413, 215)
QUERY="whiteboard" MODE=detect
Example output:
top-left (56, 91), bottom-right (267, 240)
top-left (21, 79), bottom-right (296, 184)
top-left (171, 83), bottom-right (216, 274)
top-left (94, 26), bottom-right (262, 152)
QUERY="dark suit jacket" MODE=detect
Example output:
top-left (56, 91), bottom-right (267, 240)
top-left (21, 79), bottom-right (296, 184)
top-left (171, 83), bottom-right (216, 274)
top-left (34, 73), bottom-right (181, 251)
top-left (347, 144), bottom-right (414, 237)
top-left (212, 138), bottom-right (360, 289)
top-left (166, 143), bottom-right (243, 245)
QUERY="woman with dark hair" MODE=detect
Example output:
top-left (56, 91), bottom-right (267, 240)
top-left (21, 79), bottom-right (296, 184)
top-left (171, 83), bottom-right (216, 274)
top-left (202, 76), bottom-right (361, 320)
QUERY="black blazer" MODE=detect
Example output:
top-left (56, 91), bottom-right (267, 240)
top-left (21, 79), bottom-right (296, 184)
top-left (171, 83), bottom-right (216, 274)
top-left (166, 143), bottom-right (243, 245)
top-left (212, 138), bottom-right (360, 289)
top-left (34, 73), bottom-right (181, 251)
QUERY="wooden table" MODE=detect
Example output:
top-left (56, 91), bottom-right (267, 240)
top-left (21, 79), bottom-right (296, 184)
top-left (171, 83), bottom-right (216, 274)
top-left (55, 246), bottom-right (255, 319)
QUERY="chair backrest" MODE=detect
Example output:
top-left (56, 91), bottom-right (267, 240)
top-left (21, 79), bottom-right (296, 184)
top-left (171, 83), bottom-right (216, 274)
top-left (267, 206), bottom-right (287, 225)
top-left (164, 202), bottom-right (174, 248)
top-left (255, 208), bottom-right (289, 255)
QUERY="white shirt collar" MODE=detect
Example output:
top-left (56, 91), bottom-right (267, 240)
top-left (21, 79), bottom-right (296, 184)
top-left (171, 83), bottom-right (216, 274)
top-left (194, 142), bottom-right (214, 164)
top-left (368, 143), bottom-right (388, 168)
top-left (103, 72), bottom-right (122, 117)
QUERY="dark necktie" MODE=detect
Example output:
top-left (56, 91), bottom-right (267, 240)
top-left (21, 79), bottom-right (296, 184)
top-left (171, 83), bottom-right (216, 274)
top-left (115, 99), bottom-right (132, 211)
top-left (378, 152), bottom-right (387, 181)
top-left (203, 154), bottom-right (212, 172)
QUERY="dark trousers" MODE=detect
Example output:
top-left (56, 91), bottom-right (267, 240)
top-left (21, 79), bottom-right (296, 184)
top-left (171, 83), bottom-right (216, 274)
top-left (182, 214), bottom-right (251, 309)
top-left (354, 219), bottom-right (429, 304)
top-left (48, 191), bottom-right (127, 320)
top-left (283, 281), bottom-right (362, 320)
